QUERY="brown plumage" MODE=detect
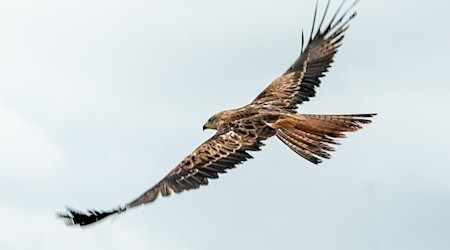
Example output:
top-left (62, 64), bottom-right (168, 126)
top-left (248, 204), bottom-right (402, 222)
top-left (58, 0), bottom-right (376, 227)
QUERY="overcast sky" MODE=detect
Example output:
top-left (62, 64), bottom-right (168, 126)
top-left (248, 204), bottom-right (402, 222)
top-left (1, 0), bottom-right (450, 249)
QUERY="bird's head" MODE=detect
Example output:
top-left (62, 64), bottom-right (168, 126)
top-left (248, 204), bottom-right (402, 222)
top-left (203, 113), bottom-right (219, 131)
top-left (203, 111), bottom-right (228, 131)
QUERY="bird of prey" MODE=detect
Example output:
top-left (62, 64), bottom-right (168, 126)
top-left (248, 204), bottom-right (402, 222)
top-left (58, 0), bottom-right (375, 227)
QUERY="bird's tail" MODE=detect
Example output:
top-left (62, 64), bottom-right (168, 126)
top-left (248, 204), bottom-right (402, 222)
top-left (273, 113), bottom-right (376, 164)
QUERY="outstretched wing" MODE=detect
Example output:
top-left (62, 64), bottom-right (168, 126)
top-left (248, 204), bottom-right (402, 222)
top-left (125, 130), bottom-right (262, 208)
top-left (58, 118), bottom-right (275, 226)
top-left (252, 0), bottom-right (358, 112)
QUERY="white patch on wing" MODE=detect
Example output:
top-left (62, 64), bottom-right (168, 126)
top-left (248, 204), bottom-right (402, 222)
top-left (226, 131), bottom-right (237, 137)
top-left (220, 131), bottom-right (239, 139)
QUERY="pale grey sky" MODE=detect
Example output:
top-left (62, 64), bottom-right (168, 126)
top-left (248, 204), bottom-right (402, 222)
top-left (1, 0), bottom-right (449, 249)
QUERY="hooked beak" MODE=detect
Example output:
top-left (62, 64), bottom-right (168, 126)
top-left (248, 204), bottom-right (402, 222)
top-left (203, 122), bottom-right (213, 131)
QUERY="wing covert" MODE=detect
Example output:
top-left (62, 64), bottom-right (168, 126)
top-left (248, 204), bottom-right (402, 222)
top-left (125, 131), bottom-right (257, 208)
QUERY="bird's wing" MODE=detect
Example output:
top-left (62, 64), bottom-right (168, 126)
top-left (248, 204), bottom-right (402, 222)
top-left (58, 118), bottom-right (275, 226)
top-left (124, 130), bottom-right (265, 209)
top-left (252, 0), bottom-right (357, 112)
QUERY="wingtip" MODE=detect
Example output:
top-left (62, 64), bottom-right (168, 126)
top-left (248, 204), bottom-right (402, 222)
top-left (57, 206), bottom-right (122, 227)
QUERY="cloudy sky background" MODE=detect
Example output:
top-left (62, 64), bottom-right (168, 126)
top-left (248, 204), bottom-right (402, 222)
top-left (1, 0), bottom-right (449, 249)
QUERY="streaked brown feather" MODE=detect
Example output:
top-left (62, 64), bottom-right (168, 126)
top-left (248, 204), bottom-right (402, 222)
top-left (125, 116), bottom-right (276, 209)
top-left (252, 2), bottom-right (357, 112)
top-left (274, 113), bottom-right (376, 164)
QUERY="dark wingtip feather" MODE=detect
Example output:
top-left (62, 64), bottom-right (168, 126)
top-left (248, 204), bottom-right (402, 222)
top-left (316, 0), bottom-right (331, 37)
top-left (354, 113), bottom-right (377, 119)
top-left (57, 207), bottom-right (122, 227)
top-left (301, 30), bottom-right (305, 52)
top-left (311, 157), bottom-right (323, 165)
top-left (309, 0), bottom-right (319, 42)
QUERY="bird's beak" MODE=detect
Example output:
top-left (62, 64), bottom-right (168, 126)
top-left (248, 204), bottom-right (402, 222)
top-left (203, 122), bottom-right (212, 131)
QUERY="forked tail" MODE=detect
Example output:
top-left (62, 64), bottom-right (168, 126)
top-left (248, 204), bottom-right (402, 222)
top-left (273, 113), bottom-right (376, 164)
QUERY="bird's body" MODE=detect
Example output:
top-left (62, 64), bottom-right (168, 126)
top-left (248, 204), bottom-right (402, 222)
top-left (59, 0), bottom-right (376, 227)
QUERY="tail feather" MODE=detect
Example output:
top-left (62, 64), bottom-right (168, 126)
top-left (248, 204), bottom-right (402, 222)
top-left (274, 113), bottom-right (376, 164)
top-left (278, 128), bottom-right (332, 163)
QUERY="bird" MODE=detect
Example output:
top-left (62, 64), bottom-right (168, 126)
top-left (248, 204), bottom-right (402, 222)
top-left (58, 0), bottom-right (376, 227)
